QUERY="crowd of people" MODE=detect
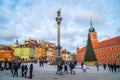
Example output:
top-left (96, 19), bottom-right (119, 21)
top-left (0, 60), bottom-right (120, 79)
top-left (96, 63), bottom-right (120, 72)
top-left (56, 60), bottom-right (77, 75)
top-left (107, 63), bottom-right (120, 72)
top-left (56, 61), bottom-right (120, 76)
top-left (0, 60), bottom-right (33, 79)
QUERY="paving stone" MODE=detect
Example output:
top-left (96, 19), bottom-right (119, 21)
top-left (0, 63), bottom-right (120, 80)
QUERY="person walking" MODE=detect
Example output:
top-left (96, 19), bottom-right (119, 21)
top-left (13, 63), bottom-right (19, 77)
top-left (56, 63), bottom-right (60, 74)
top-left (39, 60), bottom-right (41, 67)
top-left (83, 63), bottom-right (86, 72)
top-left (1, 61), bottom-right (4, 71)
top-left (56, 63), bottom-right (63, 76)
top-left (41, 59), bottom-right (44, 67)
top-left (113, 63), bottom-right (117, 72)
top-left (69, 62), bottom-right (72, 74)
top-left (0, 61), bottom-right (1, 69)
top-left (81, 62), bottom-right (84, 69)
top-left (6, 62), bottom-right (9, 70)
top-left (95, 62), bottom-right (99, 71)
top-left (118, 64), bottom-right (120, 72)
top-left (29, 63), bottom-right (33, 79)
top-left (111, 63), bottom-right (114, 72)
top-left (103, 63), bottom-right (107, 70)
top-left (4, 60), bottom-right (7, 70)
top-left (108, 63), bottom-right (111, 71)
top-left (21, 64), bottom-right (25, 77)
top-left (70, 62), bottom-right (76, 75)
top-left (74, 60), bottom-right (77, 66)
top-left (63, 63), bottom-right (68, 74)
top-left (24, 64), bottom-right (28, 78)
top-left (59, 63), bottom-right (63, 76)
top-left (11, 63), bottom-right (14, 74)
top-left (39, 59), bottom-right (43, 67)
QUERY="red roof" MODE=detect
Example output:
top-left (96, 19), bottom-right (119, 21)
top-left (77, 47), bottom-right (86, 53)
top-left (28, 38), bottom-right (38, 44)
top-left (95, 36), bottom-right (120, 48)
top-left (77, 36), bottom-right (120, 52)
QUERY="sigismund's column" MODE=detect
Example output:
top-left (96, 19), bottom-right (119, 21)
top-left (56, 9), bottom-right (62, 64)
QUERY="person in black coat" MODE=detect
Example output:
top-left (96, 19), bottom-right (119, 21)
top-left (56, 64), bottom-right (60, 74)
top-left (11, 63), bottom-right (14, 74)
top-left (59, 63), bottom-right (63, 75)
top-left (24, 65), bottom-right (28, 78)
top-left (41, 60), bottom-right (44, 67)
top-left (113, 63), bottom-right (117, 72)
top-left (95, 62), bottom-right (99, 71)
top-left (103, 63), bottom-right (106, 70)
top-left (39, 60), bottom-right (41, 67)
top-left (21, 64), bottom-right (25, 77)
top-left (108, 63), bottom-right (111, 71)
top-left (13, 63), bottom-right (18, 77)
top-left (118, 64), bottom-right (120, 72)
top-left (63, 63), bottom-right (68, 74)
top-left (29, 64), bottom-right (33, 79)
top-left (74, 60), bottom-right (77, 66)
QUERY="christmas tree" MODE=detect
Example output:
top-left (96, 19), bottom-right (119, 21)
top-left (84, 33), bottom-right (97, 61)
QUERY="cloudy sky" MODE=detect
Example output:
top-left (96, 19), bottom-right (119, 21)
top-left (0, 0), bottom-right (120, 53)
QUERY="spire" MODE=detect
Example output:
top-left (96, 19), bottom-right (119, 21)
top-left (77, 45), bottom-right (79, 50)
top-left (15, 39), bottom-right (19, 44)
top-left (90, 18), bottom-right (92, 26)
top-left (89, 19), bottom-right (95, 32)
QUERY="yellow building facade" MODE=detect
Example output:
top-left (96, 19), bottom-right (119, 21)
top-left (37, 40), bottom-right (47, 60)
top-left (37, 40), bottom-right (57, 61)
top-left (14, 47), bottom-right (35, 60)
top-left (37, 47), bottom-right (46, 59)
top-left (62, 49), bottom-right (72, 61)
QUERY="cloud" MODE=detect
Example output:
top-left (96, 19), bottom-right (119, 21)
top-left (0, 0), bottom-right (120, 53)
top-left (116, 27), bottom-right (120, 34)
top-left (0, 30), bottom-right (20, 41)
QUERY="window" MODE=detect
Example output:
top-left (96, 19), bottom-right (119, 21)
top-left (117, 53), bottom-right (120, 58)
top-left (116, 45), bottom-right (119, 50)
top-left (104, 54), bottom-right (106, 58)
top-left (99, 55), bottom-right (100, 58)
top-left (112, 53), bottom-right (114, 57)
top-left (108, 54), bottom-right (110, 58)
top-left (102, 54), bottom-right (103, 58)
top-left (112, 47), bottom-right (114, 50)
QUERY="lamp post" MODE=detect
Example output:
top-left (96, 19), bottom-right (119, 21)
top-left (56, 8), bottom-right (62, 64)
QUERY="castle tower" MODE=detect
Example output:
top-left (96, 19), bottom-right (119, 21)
top-left (89, 19), bottom-right (98, 47)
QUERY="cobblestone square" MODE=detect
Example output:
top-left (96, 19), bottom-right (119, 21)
top-left (0, 63), bottom-right (120, 80)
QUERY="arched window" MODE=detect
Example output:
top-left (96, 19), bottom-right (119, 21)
top-left (112, 53), bottom-right (114, 57)
top-left (118, 53), bottom-right (120, 58)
